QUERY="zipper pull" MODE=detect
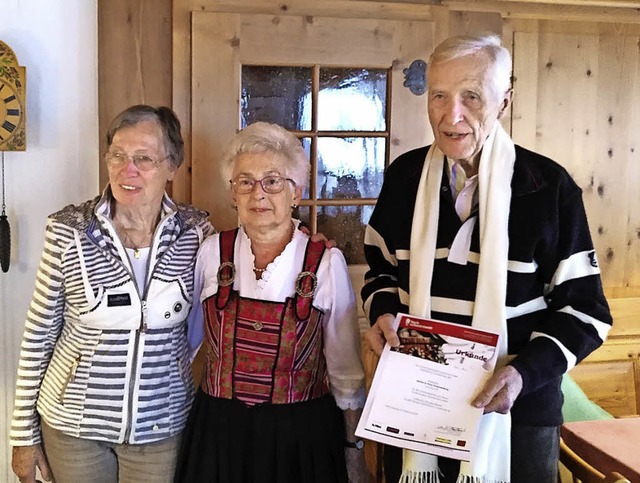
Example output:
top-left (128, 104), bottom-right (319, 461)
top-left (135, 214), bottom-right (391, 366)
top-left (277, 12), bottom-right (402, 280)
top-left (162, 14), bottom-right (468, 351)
top-left (141, 300), bottom-right (148, 332)
top-left (59, 355), bottom-right (82, 404)
top-left (70, 355), bottom-right (81, 382)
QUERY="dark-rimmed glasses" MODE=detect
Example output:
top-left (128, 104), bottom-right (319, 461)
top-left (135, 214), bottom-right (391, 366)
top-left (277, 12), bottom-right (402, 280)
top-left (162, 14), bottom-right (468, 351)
top-left (230, 175), bottom-right (296, 194)
top-left (104, 151), bottom-right (170, 172)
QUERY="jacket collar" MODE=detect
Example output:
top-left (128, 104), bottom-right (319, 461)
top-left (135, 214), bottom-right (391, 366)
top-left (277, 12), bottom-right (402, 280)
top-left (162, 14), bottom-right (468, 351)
top-left (88, 186), bottom-right (180, 257)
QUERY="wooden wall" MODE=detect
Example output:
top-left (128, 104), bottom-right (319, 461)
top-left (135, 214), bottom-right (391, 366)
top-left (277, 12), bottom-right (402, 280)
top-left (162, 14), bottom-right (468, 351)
top-left (98, 0), bottom-right (172, 190)
top-left (98, 0), bottom-right (640, 294)
top-left (508, 20), bottom-right (640, 294)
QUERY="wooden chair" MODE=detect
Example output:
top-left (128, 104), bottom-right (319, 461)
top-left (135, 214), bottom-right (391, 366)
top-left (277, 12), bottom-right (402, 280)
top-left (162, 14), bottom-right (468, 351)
top-left (559, 437), bottom-right (631, 483)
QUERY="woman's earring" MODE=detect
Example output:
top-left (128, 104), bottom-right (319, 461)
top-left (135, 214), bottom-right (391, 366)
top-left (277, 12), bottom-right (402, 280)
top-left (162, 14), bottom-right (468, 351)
top-left (291, 204), bottom-right (298, 210)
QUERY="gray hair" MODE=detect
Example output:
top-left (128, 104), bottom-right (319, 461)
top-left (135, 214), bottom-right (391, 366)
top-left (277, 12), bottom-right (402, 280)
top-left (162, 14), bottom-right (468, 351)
top-left (221, 122), bottom-right (310, 190)
top-left (429, 33), bottom-right (512, 99)
top-left (106, 105), bottom-right (185, 169)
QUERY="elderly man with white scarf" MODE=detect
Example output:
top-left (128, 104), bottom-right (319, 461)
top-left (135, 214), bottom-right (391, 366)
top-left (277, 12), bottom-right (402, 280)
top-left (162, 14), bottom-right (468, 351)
top-left (361, 33), bottom-right (611, 483)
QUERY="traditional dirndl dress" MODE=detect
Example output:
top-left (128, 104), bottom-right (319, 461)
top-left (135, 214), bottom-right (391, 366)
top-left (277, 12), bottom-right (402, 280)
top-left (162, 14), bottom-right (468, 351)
top-left (175, 229), bottom-right (348, 483)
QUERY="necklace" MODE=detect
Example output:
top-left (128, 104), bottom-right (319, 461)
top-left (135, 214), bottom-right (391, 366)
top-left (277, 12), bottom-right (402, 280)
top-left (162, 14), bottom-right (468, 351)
top-left (121, 230), bottom-right (149, 259)
top-left (111, 204), bottom-right (159, 260)
top-left (127, 239), bottom-right (142, 259)
top-left (253, 267), bottom-right (267, 280)
top-left (250, 221), bottom-right (295, 279)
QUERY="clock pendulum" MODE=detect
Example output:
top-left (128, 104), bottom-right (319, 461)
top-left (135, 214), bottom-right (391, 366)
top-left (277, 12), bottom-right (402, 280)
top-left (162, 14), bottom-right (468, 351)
top-left (0, 151), bottom-right (10, 272)
top-left (0, 40), bottom-right (27, 273)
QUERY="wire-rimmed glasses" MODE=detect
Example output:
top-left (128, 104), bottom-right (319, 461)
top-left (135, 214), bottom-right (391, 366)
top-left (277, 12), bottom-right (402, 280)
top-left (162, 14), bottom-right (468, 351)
top-left (104, 151), bottom-right (170, 171)
top-left (230, 175), bottom-right (296, 194)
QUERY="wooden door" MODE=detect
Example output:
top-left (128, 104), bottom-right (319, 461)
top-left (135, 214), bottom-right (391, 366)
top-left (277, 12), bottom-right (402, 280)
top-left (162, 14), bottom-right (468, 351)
top-left (191, 12), bottom-right (435, 336)
top-left (191, 12), bottom-right (435, 262)
top-left (187, 11), bottom-right (438, 342)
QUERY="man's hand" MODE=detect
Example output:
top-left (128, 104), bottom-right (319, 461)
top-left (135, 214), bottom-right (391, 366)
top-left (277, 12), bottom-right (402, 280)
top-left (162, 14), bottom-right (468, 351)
top-left (472, 365), bottom-right (523, 414)
top-left (12, 444), bottom-right (52, 483)
top-left (363, 313), bottom-right (399, 356)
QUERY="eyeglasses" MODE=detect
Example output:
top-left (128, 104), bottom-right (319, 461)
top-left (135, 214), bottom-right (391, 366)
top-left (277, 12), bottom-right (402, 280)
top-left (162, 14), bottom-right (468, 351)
top-left (230, 175), bottom-right (296, 195)
top-left (104, 151), bottom-right (170, 171)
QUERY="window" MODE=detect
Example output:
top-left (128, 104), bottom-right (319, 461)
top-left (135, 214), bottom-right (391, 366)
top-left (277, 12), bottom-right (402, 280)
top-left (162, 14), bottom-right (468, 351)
top-left (241, 65), bottom-right (390, 263)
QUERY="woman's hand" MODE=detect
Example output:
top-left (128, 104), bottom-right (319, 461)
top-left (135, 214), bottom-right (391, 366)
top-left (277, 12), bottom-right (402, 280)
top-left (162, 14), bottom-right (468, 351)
top-left (345, 446), bottom-right (372, 483)
top-left (12, 444), bottom-right (52, 483)
top-left (298, 226), bottom-right (337, 249)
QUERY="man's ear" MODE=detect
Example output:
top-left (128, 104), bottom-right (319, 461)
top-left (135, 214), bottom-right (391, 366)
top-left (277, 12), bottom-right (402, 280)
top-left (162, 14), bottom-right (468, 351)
top-left (497, 89), bottom-right (513, 120)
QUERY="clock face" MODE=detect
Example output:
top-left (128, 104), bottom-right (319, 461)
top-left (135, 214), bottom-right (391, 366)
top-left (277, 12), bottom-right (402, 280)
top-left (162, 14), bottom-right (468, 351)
top-left (0, 80), bottom-right (25, 148)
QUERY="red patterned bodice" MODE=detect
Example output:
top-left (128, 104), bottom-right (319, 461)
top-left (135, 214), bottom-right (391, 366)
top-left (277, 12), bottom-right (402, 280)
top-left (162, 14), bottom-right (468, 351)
top-left (200, 229), bottom-right (331, 405)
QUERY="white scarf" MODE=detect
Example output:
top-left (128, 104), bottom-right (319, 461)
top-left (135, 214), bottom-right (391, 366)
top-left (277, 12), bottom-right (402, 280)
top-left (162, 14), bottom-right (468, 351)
top-left (402, 123), bottom-right (515, 483)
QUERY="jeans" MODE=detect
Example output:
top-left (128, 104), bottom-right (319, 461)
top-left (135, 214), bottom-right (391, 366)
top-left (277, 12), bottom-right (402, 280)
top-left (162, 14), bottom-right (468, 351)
top-left (511, 425), bottom-right (560, 483)
top-left (41, 421), bottom-right (181, 483)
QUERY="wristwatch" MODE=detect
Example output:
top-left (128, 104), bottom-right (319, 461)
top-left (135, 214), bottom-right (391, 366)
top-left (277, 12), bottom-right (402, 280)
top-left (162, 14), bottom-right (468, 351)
top-left (345, 439), bottom-right (365, 450)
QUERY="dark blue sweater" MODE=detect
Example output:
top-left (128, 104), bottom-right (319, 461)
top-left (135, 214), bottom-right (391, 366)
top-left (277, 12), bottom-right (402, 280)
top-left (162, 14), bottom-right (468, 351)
top-left (361, 144), bottom-right (612, 426)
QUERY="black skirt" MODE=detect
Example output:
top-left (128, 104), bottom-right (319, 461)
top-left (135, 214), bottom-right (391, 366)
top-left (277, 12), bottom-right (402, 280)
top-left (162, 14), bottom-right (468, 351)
top-left (174, 390), bottom-right (348, 483)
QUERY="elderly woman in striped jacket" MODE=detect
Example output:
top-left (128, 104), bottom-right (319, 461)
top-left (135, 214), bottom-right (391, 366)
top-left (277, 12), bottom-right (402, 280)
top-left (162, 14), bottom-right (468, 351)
top-left (10, 105), bottom-right (214, 483)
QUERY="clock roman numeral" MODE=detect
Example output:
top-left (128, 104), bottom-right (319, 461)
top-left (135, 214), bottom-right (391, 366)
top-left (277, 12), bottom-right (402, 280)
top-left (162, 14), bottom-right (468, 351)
top-left (2, 120), bottom-right (17, 133)
top-left (6, 109), bottom-right (20, 116)
top-left (4, 95), bottom-right (16, 104)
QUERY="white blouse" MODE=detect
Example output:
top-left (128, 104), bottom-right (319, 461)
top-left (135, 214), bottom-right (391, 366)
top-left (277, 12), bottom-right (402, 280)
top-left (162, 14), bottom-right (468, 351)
top-left (187, 223), bottom-right (366, 410)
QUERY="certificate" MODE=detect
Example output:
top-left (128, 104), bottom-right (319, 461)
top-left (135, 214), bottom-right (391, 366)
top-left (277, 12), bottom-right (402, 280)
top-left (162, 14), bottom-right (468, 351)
top-left (355, 313), bottom-right (500, 461)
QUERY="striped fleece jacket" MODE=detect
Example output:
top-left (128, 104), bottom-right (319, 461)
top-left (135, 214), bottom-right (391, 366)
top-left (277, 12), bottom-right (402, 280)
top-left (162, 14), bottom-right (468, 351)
top-left (11, 190), bottom-right (213, 446)
top-left (362, 144), bottom-right (612, 426)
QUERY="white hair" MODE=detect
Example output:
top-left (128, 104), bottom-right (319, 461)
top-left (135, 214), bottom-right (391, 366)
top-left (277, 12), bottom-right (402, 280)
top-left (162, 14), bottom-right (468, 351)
top-left (429, 33), bottom-right (512, 98)
top-left (221, 122), bottom-right (310, 190)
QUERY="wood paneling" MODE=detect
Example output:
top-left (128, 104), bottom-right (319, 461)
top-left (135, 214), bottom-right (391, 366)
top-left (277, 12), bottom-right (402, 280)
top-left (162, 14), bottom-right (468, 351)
top-left (98, 0), bottom-right (172, 190)
top-left (444, 0), bottom-right (640, 23)
top-left (170, 3), bottom-right (640, 291)
top-left (94, 1), bottom-right (640, 336)
top-left (570, 297), bottom-right (640, 417)
top-left (510, 20), bottom-right (640, 290)
top-left (571, 360), bottom-right (637, 417)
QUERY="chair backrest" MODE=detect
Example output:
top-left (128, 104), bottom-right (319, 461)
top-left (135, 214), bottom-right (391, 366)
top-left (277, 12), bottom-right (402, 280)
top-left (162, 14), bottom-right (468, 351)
top-left (604, 474), bottom-right (632, 483)
top-left (559, 438), bottom-right (631, 483)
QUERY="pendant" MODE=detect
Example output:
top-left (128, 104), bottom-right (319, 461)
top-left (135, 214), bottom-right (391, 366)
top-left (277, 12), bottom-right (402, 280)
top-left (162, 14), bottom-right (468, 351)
top-left (134, 248), bottom-right (141, 259)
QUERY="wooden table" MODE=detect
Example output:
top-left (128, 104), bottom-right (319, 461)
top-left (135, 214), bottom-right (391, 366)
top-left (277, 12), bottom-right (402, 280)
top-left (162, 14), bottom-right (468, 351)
top-left (561, 417), bottom-right (640, 482)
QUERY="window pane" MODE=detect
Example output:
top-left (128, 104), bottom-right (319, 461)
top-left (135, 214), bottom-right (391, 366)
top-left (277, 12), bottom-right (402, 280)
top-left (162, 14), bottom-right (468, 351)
top-left (294, 205), bottom-right (311, 228)
top-left (317, 205), bottom-right (374, 264)
top-left (318, 68), bottom-right (387, 131)
top-left (300, 137), bottom-right (311, 199)
top-left (317, 137), bottom-right (385, 199)
top-left (241, 66), bottom-right (312, 130)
